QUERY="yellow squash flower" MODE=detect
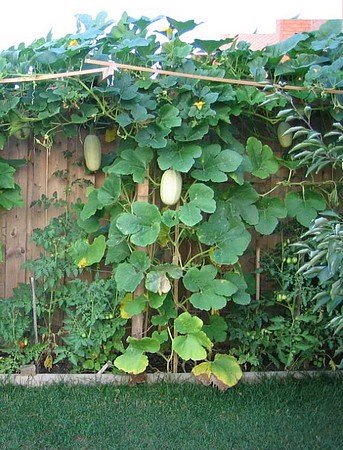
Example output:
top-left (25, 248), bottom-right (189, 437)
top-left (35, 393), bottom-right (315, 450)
top-left (194, 100), bottom-right (205, 110)
top-left (77, 257), bottom-right (87, 268)
top-left (68, 39), bottom-right (79, 47)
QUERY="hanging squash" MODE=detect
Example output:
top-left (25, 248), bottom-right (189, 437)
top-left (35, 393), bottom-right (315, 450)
top-left (277, 122), bottom-right (293, 148)
top-left (160, 169), bottom-right (182, 206)
top-left (83, 134), bottom-right (101, 171)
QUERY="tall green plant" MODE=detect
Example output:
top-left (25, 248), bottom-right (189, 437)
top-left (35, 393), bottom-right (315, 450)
top-left (0, 13), bottom-right (342, 385)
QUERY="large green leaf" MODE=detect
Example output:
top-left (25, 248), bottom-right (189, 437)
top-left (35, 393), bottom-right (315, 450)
top-left (255, 197), bottom-right (287, 235)
top-left (73, 235), bottom-right (106, 268)
top-left (151, 295), bottom-right (177, 325)
top-left (115, 262), bottom-right (143, 292)
top-left (203, 315), bottom-right (228, 343)
top-left (192, 354), bottom-right (242, 390)
top-left (173, 122), bottom-right (209, 142)
top-left (198, 202), bottom-right (251, 265)
top-left (172, 333), bottom-right (211, 361)
top-left (226, 183), bottom-right (259, 225)
top-left (246, 137), bottom-right (279, 179)
top-left (145, 264), bottom-right (182, 295)
top-left (97, 174), bottom-right (121, 206)
top-left (191, 144), bottom-right (243, 182)
top-left (265, 33), bottom-right (308, 59)
top-left (107, 147), bottom-right (153, 183)
top-left (193, 38), bottom-right (234, 54)
top-left (70, 103), bottom-right (98, 124)
top-left (113, 347), bottom-right (148, 375)
top-left (116, 202), bottom-right (161, 246)
top-left (183, 265), bottom-right (238, 311)
top-left (121, 294), bottom-right (147, 317)
top-left (285, 190), bottom-right (326, 227)
top-left (113, 335), bottom-right (160, 375)
top-left (148, 292), bottom-right (167, 309)
top-left (235, 86), bottom-right (265, 106)
top-left (0, 185), bottom-right (23, 210)
top-left (80, 173), bottom-right (120, 220)
top-left (224, 272), bottom-right (251, 305)
top-left (172, 314), bottom-right (213, 361)
top-left (106, 221), bottom-right (130, 264)
top-left (174, 311), bottom-right (203, 334)
top-left (0, 162), bottom-right (15, 189)
top-left (179, 184), bottom-right (216, 226)
top-left (135, 124), bottom-right (169, 148)
top-left (157, 105), bottom-right (181, 129)
top-left (115, 251), bottom-right (151, 292)
top-left (157, 142), bottom-right (201, 172)
top-left (166, 17), bottom-right (199, 36)
top-left (80, 189), bottom-right (103, 220)
top-left (127, 336), bottom-right (160, 353)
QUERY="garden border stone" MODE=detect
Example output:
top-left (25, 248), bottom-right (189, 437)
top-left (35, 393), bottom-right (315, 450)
top-left (0, 371), bottom-right (341, 387)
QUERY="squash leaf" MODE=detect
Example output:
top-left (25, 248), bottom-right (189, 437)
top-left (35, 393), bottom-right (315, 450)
top-left (192, 354), bottom-right (242, 390)
top-left (115, 251), bottom-right (151, 292)
top-left (285, 190), bottom-right (326, 227)
top-left (246, 137), bottom-right (279, 179)
top-left (255, 197), bottom-right (287, 235)
top-left (224, 272), bottom-right (251, 305)
top-left (172, 312), bottom-right (212, 361)
top-left (191, 144), bottom-right (243, 182)
top-left (73, 235), bottom-right (106, 268)
top-left (198, 202), bottom-right (251, 265)
top-left (116, 202), bottom-right (161, 246)
top-left (157, 142), bottom-right (202, 172)
top-left (226, 182), bottom-right (259, 226)
top-left (113, 347), bottom-right (149, 375)
top-left (179, 183), bottom-right (216, 226)
top-left (107, 147), bottom-right (153, 183)
top-left (183, 265), bottom-right (238, 311)
top-left (203, 315), bottom-right (228, 343)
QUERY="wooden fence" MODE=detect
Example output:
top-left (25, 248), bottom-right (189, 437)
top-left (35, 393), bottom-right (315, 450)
top-left (1, 134), bottom-right (328, 299)
top-left (0, 134), bottom-right (115, 298)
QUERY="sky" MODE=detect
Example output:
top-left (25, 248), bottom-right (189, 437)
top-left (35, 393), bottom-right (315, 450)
top-left (0, 0), bottom-right (342, 49)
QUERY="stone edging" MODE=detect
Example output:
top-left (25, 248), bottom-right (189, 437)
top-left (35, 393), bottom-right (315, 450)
top-left (0, 370), bottom-right (341, 387)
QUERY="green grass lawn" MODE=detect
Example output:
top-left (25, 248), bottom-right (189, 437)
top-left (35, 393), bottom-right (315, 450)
top-left (0, 377), bottom-right (342, 450)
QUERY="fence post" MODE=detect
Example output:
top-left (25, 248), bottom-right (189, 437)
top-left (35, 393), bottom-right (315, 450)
top-left (131, 178), bottom-right (149, 339)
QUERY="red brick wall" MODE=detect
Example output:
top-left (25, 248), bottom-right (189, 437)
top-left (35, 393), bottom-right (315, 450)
top-left (276, 19), bottom-right (327, 41)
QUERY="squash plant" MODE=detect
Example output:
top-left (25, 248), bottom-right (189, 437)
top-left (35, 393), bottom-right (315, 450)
top-left (0, 13), bottom-right (342, 386)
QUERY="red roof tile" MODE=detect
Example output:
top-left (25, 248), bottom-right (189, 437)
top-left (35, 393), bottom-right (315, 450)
top-left (234, 33), bottom-right (279, 50)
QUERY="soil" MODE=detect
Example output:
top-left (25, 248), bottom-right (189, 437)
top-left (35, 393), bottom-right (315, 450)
top-left (36, 359), bottom-right (73, 374)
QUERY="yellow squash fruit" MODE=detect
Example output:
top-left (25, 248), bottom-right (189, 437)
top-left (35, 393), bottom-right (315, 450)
top-left (83, 134), bottom-right (101, 171)
top-left (160, 169), bottom-right (182, 206)
top-left (277, 122), bottom-right (293, 148)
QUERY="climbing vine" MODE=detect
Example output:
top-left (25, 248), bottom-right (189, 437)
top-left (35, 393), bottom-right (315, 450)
top-left (0, 13), bottom-right (342, 386)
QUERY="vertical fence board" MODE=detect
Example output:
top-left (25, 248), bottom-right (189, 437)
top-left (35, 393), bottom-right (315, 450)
top-left (47, 136), bottom-right (68, 223)
top-left (25, 138), bottom-right (36, 272)
top-left (0, 216), bottom-right (6, 297)
top-left (4, 139), bottom-right (28, 297)
top-left (28, 143), bottom-right (48, 263)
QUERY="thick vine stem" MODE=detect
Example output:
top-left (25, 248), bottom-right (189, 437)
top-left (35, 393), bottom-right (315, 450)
top-left (132, 175), bottom-right (150, 340)
top-left (261, 179), bottom-right (342, 198)
top-left (172, 201), bottom-right (180, 373)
